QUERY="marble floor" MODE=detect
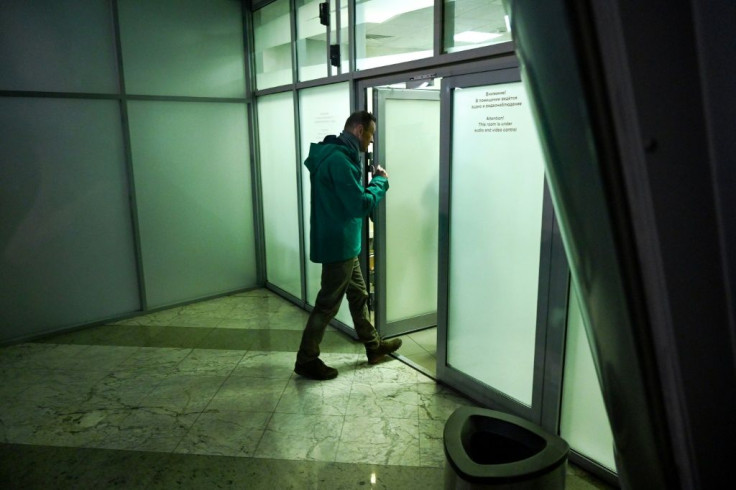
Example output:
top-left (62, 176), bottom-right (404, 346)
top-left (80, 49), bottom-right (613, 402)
top-left (0, 288), bottom-right (615, 489)
top-left (395, 327), bottom-right (438, 378)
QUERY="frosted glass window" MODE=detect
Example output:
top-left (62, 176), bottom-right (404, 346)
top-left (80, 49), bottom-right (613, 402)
top-left (298, 82), bottom-right (352, 326)
top-left (383, 94), bottom-right (440, 323)
top-left (356, 0), bottom-right (434, 71)
top-left (128, 101), bottom-right (257, 308)
top-left (446, 81), bottom-right (546, 406)
top-left (254, 0), bottom-right (293, 89)
top-left (0, 0), bottom-right (118, 93)
top-left (257, 93), bottom-right (302, 298)
top-left (561, 285), bottom-right (617, 471)
top-left (0, 98), bottom-right (139, 342)
top-left (443, 0), bottom-right (511, 53)
top-left (117, 0), bottom-right (246, 98)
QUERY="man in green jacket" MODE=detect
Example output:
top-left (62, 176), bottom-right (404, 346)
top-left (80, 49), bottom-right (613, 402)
top-left (295, 111), bottom-right (401, 380)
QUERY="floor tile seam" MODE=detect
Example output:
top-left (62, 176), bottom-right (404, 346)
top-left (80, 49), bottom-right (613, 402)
top-left (332, 365), bottom-right (359, 462)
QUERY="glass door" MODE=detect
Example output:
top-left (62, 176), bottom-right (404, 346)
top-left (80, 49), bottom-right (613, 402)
top-left (436, 68), bottom-right (568, 426)
top-left (371, 87), bottom-right (441, 341)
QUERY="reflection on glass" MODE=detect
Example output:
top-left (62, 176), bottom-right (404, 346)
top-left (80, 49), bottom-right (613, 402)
top-left (356, 0), bottom-right (434, 71)
top-left (560, 285), bottom-right (617, 471)
top-left (254, 0), bottom-right (292, 89)
top-left (330, 0), bottom-right (350, 75)
top-left (298, 82), bottom-right (353, 326)
top-left (446, 81), bottom-right (546, 406)
top-left (297, 0), bottom-right (327, 81)
top-left (258, 93), bottom-right (301, 298)
top-left (443, 0), bottom-right (511, 53)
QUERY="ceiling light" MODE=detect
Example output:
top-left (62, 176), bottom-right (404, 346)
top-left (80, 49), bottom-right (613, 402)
top-left (453, 31), bottom-right (504, 43)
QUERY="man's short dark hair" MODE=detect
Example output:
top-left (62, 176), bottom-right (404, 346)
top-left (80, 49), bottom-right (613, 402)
top-left (344, 111), bottom-right (376, 131)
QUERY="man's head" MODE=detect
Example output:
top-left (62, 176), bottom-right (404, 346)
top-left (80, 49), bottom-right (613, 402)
top-left (344, 111), bottom-right (376, 152)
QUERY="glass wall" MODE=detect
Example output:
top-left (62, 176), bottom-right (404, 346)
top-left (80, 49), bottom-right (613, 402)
top-left (561, 285), bottom-right (617, 471)
top-left (0, 0), bottom-right (257, 342)
top-left (355, 0), bottom-right (434, 71)
top-left (0, 0), bottom-right (119, 93)
top-left (443, 0), bottom-right (511, 53)
top-left (257, 92), bottom-right (302, 298)
top-left (117, 0), bottom-right (246, 98)
top-left (445, 80), bottom-right (546, 406)
top-left (254, 0), bottom-right (293, 89)
top-left (0, 97), bottom-right (140, 341)
top-left (298, 82), bottom-right (353, 326)
top-left (128, 101), bottom-right (257, 307)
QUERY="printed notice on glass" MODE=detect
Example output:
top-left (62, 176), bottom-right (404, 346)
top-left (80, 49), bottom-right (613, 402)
top-left (467, 84), bottom-right (527, 136)
top-left (308, 110), bottom-right (340, 144)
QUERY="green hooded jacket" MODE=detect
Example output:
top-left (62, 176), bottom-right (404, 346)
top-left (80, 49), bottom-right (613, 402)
top-left (305, 133), bottom-right (389, 263)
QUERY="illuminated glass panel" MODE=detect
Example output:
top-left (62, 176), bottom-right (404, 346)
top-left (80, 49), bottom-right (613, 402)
top-left (443, 0), bottom-right (511, 53)
top-left (128, 101), bottom-right (257, 307)
top-left (355, 0), bottom-right (434, 71)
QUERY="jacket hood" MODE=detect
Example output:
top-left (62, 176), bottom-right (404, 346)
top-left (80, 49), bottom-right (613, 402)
top-left (304, 135), bottom-right (357, 173)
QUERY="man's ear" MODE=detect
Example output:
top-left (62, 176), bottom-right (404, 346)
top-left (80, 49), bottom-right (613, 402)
top-left (353, 124), bottom-right (365, 138)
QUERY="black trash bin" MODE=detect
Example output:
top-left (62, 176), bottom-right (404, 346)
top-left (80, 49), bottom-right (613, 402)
top-left (444, 406), bottom-right (569, 489)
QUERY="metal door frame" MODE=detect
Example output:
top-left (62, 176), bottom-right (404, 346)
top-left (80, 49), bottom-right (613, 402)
top-left (436, 68), bottom-right (569, 430)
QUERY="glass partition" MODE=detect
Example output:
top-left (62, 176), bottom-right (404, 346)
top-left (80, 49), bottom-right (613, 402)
top-left (355, 0), bottom-right (434, 71)
top-left (117, 0), bottom-right (246, 98)
top-left (0, 0), bottom-right (118, 93)
top-left (443, 0), bottom-right (511, 53)
top-left (0, 97), bottom-right (139, 341)
top-left (298, 82), bottom-right (353, 326)
top-left (445, 81), bottom-right (546, 406)
top-left (257, 92), bottom-right (302, 298)
top-left (128, 101), bottom-right (257, 308)
top-left (254, 0), bottom-right (293, 89)
top-left (561, 285), bottom-right (617, 471)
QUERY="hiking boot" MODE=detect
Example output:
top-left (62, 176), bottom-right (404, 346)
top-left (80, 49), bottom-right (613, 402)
top-left (366, 338), bottom-right (402, 364)
top-left (294, 358), bottom-right (338, 380)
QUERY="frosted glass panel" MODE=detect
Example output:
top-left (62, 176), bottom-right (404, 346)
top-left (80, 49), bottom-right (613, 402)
top-left (446, 82), bottom-right (546, 406)
top-left (356, 0), bottom-right (434, 71)
top-left (118, 0), bottom-right (246, 98)
top-left (443, 0), bottom-right (512, 53)
top-left (298, 82), bottom-right (352, 326)
top-left (384, 95), bottom-right (440, 322)
top-left (254, 0), bottom-right (293, 89)
top-left (0, 0), bottom-right (118, 93)
top-left (257, 93), bottom-right (301, 298)
top-left (561, 285), bottom-right (617, 471)
top-left (0, 98), bottom-right (139, 342)
top-left (128, 101), bottom-right (257, 307)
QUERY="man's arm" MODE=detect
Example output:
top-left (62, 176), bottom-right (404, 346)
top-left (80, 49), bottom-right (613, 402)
top-left (331, 161), bottom-right (389, 218)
